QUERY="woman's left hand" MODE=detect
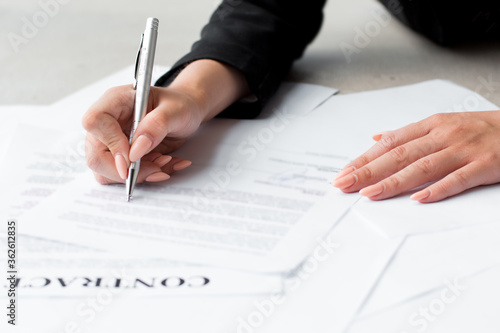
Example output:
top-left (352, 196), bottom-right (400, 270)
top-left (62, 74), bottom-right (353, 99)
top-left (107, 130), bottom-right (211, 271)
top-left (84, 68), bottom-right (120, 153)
top-left (333, 111), bottom-right (500, 203)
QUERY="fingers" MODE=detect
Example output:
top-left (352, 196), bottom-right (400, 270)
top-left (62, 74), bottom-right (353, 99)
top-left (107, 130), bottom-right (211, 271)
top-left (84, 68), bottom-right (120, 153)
top-left (411, 160), bottom-right (499, 203)
top-left (93, 160), bottom-right (171, 185)
top-left (86, 133), bottom-right (173, 185)
top-left (358, 147), bottom-right (466, 200)
top-left (82, 86), bottom-right (135, 179)
top-left (86, 132), bottom-right (192, 185)
top-left (335, 121), bottom-right (431, 180)
top-left (83, 113), bottom-right (131, 178)
top-left (334, 111), bottom-right (500, 203)
top-left (334, 133), bottom-right (441, 193)
top-left (160, 157), bottom-right (192, 175)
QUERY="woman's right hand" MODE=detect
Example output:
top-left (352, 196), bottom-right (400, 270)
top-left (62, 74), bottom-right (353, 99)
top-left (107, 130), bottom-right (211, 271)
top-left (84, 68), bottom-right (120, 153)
top-left (82, 84), bottom-right (203, 185)
top-left (81, 59), bottom-right (251, 185)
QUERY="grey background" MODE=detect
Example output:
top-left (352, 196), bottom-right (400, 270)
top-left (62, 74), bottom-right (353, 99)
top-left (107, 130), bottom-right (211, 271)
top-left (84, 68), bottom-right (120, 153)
top-left (1, 0), bottom-right (500, 105)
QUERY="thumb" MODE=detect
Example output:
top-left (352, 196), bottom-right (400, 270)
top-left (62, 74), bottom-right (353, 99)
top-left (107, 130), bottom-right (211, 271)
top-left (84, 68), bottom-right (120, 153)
top-left (129, 106), bottom-right (177, 162)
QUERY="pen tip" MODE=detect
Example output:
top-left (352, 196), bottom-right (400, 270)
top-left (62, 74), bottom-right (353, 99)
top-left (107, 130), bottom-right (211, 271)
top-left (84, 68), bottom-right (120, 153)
top-left (127, 195), bottom-right (132, 202)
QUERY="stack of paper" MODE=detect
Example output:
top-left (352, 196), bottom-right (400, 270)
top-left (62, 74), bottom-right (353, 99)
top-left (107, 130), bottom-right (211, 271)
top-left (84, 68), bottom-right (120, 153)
top-left (2, 66), bottom-right (499, 333)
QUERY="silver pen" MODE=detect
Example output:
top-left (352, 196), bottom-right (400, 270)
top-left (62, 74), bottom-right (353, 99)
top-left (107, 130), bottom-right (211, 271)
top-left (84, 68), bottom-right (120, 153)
top-left (126, 17), bottom-right (159, 201)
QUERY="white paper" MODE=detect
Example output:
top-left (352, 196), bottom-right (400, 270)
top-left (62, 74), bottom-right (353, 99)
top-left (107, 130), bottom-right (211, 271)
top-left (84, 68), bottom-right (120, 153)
top-left (347, 264), bottom-right (500, 333)
top-left (19, 152), bottom-right (356, 272)
top-left (251, 211), bottom-right (404, 333)
top-left (358, 221), bottom-right (500, 316)
top-left (353, 184), bottom-right (500, 238)
top-left (15, 77), bottom-right (346, 273)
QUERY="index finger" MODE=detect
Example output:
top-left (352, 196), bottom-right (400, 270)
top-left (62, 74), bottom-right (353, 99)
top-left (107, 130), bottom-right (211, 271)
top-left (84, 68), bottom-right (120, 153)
top-left (335, 120), bottom-right (430, 179)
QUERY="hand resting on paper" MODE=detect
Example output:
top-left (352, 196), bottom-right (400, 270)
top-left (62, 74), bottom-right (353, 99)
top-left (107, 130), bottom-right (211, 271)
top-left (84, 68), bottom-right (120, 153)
top-left (82, 59), bottom-right (250, 185)
top-left (333, 111), bottom-right (500, 203)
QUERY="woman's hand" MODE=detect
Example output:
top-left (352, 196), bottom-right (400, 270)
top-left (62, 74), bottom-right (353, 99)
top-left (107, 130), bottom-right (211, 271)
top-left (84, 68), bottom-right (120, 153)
top-left (82, 85), bottom-right (201, 185)
top-left (333, 111), bottom-right (500, 203)
top-left (82, 59), bottom-right (250, 185)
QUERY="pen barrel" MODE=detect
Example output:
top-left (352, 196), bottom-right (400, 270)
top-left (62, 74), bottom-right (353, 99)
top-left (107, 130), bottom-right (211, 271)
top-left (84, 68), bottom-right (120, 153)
top-left (133, 17), bottom-right (159, 125)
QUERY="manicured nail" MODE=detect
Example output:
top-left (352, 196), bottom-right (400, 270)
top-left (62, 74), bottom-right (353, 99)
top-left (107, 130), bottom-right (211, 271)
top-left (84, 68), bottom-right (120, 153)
top-left (114, 153), bottom-right (128, 180)
top-left (411, 189), bottom-right (431, 201)
top-left (145, 172), bottom-right (170, 182)
top-left (129, 134), bottom-right (153, 162)
top-left (333, 174), bottom-right (357, 189)
top-left (360, 184), bottom-right (384, 197)
top-left (372, 134), bottom-right (383, 141)
top-left (173, 160), bottom-right (192, 171)
top-left (154, 155), bottom-right (173, 168)
top-left (335, 166), bottom-right (356, 180)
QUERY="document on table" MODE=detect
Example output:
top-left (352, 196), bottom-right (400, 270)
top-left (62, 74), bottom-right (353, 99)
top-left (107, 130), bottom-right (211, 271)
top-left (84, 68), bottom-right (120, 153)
top-left (1, 68), bottom-right (338, 299)
top-left (19, 144), bottom-right (356, 272)
top-left (7, 70), bottom-right (341, 274)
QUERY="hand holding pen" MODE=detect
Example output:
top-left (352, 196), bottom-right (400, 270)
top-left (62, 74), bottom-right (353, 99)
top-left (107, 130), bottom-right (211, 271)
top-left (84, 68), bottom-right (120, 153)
top-left (82, 51), bottom-right (250, 193)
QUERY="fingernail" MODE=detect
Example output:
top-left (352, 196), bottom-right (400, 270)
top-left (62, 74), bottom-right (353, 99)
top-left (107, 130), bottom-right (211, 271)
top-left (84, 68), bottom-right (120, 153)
top-left (360, 183), bottom-right (384, 197)
top-left (114, 153), bottom-right (128, 180)
top-left (154, 155), bottom-right (173, 167)
top-left (145, 172), bottom-right (171, 182)
top-left (333, 174), bottom-right (357, 189)
top-left (335, 166), bottom-right (356, 180)
top-left (411, 189), bottom-right (431, 201)
top-left (372, 134), bottom-right (383, 141)
top-left (173, 160), bottom-right (192, 171)
top-left (130, 134), bottom-right (153, 162)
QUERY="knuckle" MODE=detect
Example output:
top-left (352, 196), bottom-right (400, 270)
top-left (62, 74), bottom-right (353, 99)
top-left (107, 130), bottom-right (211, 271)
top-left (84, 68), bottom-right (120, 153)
top-left (386, 175), bottom-right (401, 189)
top-left (429, 113), bottom-right (447, 124)
top-left (452, 170), bottom-right (469, 188)
top-left (357, 155), bottom-right (370, 167)
top-left (378, 133), bottom-right (397, 150)
top-left (388, 145), bottom-right (409, 164)
top-left (81, 112), bottom-right (99, 131)
top-left (414, 158), bottom-right (434, 175)
top-left (86, 154), bottom-right (101, 171)
top-left (105, 86), bottom-right (124, 96)
top-left (358, 166), bottom-right (374, 180)
top-left (479, 151), bottom-right (499, 165)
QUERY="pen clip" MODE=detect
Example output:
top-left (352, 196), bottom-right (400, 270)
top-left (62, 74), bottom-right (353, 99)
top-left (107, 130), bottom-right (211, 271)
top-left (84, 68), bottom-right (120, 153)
top-left (133, 33), bottom-right (144, 90)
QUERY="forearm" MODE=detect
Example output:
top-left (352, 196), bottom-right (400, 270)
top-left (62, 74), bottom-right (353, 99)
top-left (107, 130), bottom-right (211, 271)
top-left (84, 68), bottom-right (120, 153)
top-left (167, 59), bottom-right (250, 123)
top-left (156, 0), bottom-right (327, 118)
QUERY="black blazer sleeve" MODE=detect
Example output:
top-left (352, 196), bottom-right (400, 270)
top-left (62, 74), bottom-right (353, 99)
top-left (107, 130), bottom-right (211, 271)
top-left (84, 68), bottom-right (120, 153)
top-left (380, 0), bottom-right (500, 45)
top-left (155, 0), bottom-right (327, 119)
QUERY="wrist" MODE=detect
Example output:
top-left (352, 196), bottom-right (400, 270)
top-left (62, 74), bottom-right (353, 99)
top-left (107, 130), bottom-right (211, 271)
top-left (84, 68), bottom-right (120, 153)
top-left (168, 59), bottom-right (250, 123)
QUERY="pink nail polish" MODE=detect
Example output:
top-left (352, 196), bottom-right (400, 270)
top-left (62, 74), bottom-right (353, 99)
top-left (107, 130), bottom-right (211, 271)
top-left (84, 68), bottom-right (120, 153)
top-left (173, 160), bottom-right (192, 171)
top-left (335, 166), bottom-right (356, 180)
top-left (360, 184), bottom-right (384, 197)
top-left (154, 155), bottom-right (173, 168)
top-left (372, 134), bottom-right (383, 141)
top-left (114, 153), bottom-right (128, 180)
top-left (145, 172), bottom-right (171, 182)
top-left (333, 174), bottom-right (357, 189)
top-left (129, 134), bottom-right (153, 162)
top-left (411, 189), bottom-right (431, 201)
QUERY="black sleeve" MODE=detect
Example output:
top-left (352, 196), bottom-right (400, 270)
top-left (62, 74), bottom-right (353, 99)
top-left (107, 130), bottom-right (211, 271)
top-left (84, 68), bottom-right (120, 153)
top-left (380, 0), bottom-right (500, 45)
top-left (155, 0), bottom-right (327, 119)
